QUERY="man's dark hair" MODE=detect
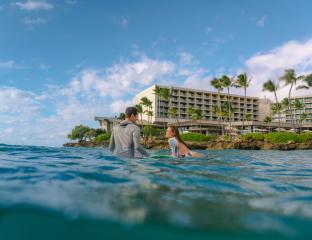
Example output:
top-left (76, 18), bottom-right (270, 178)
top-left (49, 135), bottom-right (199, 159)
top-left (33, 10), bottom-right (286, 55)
top-left (125, 106), bottom-right (138, 118)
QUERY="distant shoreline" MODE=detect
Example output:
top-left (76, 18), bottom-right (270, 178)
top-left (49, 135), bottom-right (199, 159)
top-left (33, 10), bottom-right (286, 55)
top-left (63, 139), bottom-right (312, 151)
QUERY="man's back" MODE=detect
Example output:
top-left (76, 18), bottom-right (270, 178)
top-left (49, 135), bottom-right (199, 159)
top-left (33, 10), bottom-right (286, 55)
top-left (109, 120), bottom-right (149, 158)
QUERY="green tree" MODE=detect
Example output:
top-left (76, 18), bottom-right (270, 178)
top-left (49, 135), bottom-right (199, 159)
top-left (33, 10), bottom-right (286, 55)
top-left (234, 73), bottom-right (252, 131)
top-left (212, 104), bottom-right (224, 135)
top-left (117, 113), bottom-right (126, 120)
top-left (296, 74), bottom-right (312, 90)
top-left (84, 128), bottom-right (97, 141)
top-left (299, 112), bottom-right (308, 133)
top-left (245, 113), bottom-right (252, 121)
top-left (279, 69), bottom-right (301, 130)
top-left (194, 108), bottom-right (203, 132)
top-left (263, 79), bottom-right (281, 131)
top-left (153, 86), bottom-right (162, 123)
top-left (95, 128), bottom-right (106, 136)
top-left (293, 99), bottom-right (305, 125)
top-left (67, 125), bottom-right (90, 142)
top-left (281, 97), bottom-right (289, 110)
top-left (187, 107), bottom-right (196, 123)
top-left (153, 87), bottom-right (171, 129)
top-left (168, 107), bottom-right (180, 128)
top-left (140, 97), bottom-right (153, 124)
top-left (210, 77), bottom-right (224, 135)
top-left (263, 116), bottom-right (272, 132)
top-left (222, 102), bottom-right (234, 135)
top-left (135, 103), bottom-right (144, 129)
top-left (220, 75), bottom-right (234, 137)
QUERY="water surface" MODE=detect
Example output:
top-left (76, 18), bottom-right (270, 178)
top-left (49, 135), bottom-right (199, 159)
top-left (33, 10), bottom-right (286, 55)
top-left (0, 144), bottom-right (311, 239)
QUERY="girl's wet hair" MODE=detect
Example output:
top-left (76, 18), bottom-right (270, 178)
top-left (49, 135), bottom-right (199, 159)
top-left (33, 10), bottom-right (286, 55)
top-left (169, 126), bottom-right (187, 147)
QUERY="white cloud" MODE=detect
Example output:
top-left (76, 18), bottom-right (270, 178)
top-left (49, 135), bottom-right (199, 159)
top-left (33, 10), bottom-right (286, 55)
top-left (0, 87), bottom-right (39, 113)
top-left (245, 37), bottom-right (312, 99)
top-left (0, 56), bottom-right (176, 146)
top-left (0, 61), bottom-right (15, 69)
top-left (66, 56), bottom-right (176, 98)
top-left (182, 68), bottom-right (212, 90)
top-left (110, 99), bottom-right (135, 113)
top-left (22, 17), bottom-right (47, 27)
top-left (256, 15), bottom-right (267, 27)
top-left (13, 1), bottom-right (53, 11)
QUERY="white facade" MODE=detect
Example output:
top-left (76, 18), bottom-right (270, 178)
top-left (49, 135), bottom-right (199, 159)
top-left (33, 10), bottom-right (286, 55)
top-left (134, 84), bottom-right (272, 124)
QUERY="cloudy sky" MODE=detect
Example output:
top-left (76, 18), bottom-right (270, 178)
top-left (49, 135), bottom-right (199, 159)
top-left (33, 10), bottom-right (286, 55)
top-left (1, 0), bottom-right (312, 146)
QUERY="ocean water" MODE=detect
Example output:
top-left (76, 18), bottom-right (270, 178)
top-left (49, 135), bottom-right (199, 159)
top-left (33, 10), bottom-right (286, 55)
top-left (0, 144), bottom-right (312, 240)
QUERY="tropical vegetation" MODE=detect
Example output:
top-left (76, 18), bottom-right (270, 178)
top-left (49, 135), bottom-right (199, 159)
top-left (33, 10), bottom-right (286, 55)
top-left (241, 132), bottom-right (312, 143)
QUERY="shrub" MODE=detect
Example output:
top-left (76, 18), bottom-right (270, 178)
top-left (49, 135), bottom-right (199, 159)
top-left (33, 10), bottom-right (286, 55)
top-left (241, 133), bottom-right (265, 141)
top-left (95, 128), bottom-right (106, 136)
top-left (142, 126), bottom-right (163, 137)
top-left (241, 132), bottom-right (312, 143)
top-left (67, 125), bottom-right (90, 141)
top-left (181, 132), bottom-right (216, 142)
top-left (84, 129), bottom-right (97, 141)
top-left (94, 133), bottom-right (111, 142)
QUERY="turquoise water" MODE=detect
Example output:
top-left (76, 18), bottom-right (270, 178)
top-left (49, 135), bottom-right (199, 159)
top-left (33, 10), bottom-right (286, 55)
top-left (0, 144), bottom-right (312, 240)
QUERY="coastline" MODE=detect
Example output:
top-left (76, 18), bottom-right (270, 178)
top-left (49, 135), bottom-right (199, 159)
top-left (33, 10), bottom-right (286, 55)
top-left (63, 138), bottom-right (312, 150)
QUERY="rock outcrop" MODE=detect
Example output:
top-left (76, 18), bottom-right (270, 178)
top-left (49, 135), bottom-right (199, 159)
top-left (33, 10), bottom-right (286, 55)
top-left (63, 139), bottom-right (312, 150)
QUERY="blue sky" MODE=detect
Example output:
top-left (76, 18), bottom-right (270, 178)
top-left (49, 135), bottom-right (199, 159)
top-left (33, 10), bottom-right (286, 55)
top-left (1, 0), bottom-right (312, 146)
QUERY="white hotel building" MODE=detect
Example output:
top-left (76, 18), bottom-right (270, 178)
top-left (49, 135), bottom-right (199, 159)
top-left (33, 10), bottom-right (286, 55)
top-left (95, 85), bottom-right (312, 133)
top-left (134, 85), bottom-right (272, 133)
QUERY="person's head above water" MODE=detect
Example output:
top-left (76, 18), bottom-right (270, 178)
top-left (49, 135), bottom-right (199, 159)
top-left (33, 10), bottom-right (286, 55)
top-left (166, 126), bottom-right (187, 145)
top-left (166, 126), bottom-right (179, 138)
top-left (125, 106), bottom-right (138, 123)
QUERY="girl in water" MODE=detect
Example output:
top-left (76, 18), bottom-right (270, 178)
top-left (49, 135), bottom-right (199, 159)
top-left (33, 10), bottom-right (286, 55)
top-left (166, 126), bottom-right (204, 158)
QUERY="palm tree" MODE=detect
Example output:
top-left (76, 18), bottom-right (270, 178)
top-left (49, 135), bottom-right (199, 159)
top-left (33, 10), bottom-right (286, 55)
top-left (212, 104), bottom-right (224, 135)
top-left (293, 99), bottom-right (305, 126)
top-left (153, 86), bottom-right (162, 121)
top-left (187, 107), bottom-right (196, 124)
top-left (299, 112), bottom-right (308, 133)
top-left (140, 97), bottom-right (153, 124)
top-left (234, 73), bottom-right (252, 131)
top-left (263, 79), bottom-right (281, 131)
top-left (279, 69), bottom-right (300, 130)
top-left (220, 75), bottom-right (234, 137)
top-left (296, 74), bottom-right (312, 90)
top-left (135, 104), bottom-right (144, 130)
top-left (281, 97), bottom-right (289, 109)
top-left (168, 107), bottom-right (180, 128)
top-left (245, 113), bottom-right (252, 121)
top-left (263, 115), bottom-right (272, 132)
top-left (222, 102), bottom-right (234, 136)
top-left (271, 103), bottom-right (283, 131)
top-left (210, 77), bottom-right (224, 135)
top-left (194, 108), bottom-right (203, 133)
top-left (161, 88), bottom-right (171, 129)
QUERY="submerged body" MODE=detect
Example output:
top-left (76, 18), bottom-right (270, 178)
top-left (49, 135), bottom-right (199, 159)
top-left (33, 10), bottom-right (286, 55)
top-left (168, 137), bottom-right (192, 157)
top-left (109, 120), bottom-right (149, 158)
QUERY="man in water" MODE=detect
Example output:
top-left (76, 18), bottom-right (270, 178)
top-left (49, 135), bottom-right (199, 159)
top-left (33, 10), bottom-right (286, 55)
top-left (109, 106), bottom-right (150, 158)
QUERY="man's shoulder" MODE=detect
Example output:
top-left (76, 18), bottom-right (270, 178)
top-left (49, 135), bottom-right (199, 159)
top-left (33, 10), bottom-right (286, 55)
top-left (129, 123), bottom-right (140, 131)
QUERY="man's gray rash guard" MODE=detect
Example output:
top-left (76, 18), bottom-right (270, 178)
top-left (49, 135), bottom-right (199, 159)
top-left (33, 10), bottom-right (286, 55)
top-left (109, 120), bottom-right (150, 158)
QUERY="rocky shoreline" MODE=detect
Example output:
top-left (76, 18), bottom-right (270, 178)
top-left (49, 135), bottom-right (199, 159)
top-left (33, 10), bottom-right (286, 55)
top-left (63, 138), bottom-right (312, 150)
